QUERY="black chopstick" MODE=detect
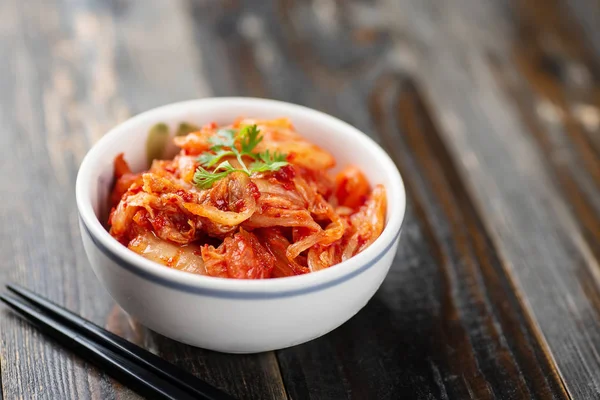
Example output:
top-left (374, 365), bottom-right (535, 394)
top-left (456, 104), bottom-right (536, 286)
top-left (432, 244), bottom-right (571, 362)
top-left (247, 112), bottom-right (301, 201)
top-left (6, 284), bottom-right (233, 400)
top-left (2, 286), bottom-right (236, 400)
top-left (1, 294), bottom-right (198, 400)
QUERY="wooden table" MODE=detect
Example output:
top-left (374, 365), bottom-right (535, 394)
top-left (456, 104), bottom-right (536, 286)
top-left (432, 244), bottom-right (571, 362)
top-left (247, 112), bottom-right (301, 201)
top-left (2, 0), bottom-right (600, 398)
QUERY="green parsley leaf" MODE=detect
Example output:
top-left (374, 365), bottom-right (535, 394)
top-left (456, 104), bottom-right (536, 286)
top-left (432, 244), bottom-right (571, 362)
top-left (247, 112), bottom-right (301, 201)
top-left (239, 125), bottom-right (263, 155)
top-left (249, 150), bottom-right (288, 173)
top-left (198, 149), bottom-right (235, 168)
top-left (258, 149), bottom-right (287, 164)
top-left (193, 161), bottom-right (239, 189)
top-left (193, 166), bottom-right (222, 189)
top-left (193, 125), bottom-right (289, 189)
top-left (208, 129), bottom-right (235, 150)
top-left (213, 160), bottom-right (236, 173)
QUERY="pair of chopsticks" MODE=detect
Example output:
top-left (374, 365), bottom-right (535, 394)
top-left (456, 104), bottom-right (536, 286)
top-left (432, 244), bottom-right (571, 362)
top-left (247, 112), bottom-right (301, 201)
top-left (1, 284), bottom-right (236, 400)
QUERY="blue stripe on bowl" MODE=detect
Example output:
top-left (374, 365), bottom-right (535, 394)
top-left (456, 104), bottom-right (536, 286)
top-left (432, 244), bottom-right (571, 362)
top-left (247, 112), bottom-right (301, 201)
top-left (80, 217), bottom-right (401, 299)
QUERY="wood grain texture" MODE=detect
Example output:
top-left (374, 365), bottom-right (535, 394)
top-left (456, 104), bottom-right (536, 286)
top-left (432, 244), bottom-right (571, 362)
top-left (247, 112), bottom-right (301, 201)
top-left (188, 1), bottom-right (569, 398)
top-left (496, 0), bottom-right (600, 265)
top-left (0, 0), bottom-right (285, 399)
top-left (2, 0), bottom-right (600, 398)
top-left (275, 75), bottom-right (567, 399)
top-left (382, 0), bottom-right (600, 397)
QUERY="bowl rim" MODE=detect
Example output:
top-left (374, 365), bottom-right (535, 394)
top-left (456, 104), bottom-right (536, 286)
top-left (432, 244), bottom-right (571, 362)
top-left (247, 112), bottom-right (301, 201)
top-left (76, 97), bottom-right (406, 297)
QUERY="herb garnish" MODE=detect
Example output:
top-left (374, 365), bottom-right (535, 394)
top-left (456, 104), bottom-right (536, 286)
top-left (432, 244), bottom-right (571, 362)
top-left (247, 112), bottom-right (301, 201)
top-left (193, 125), bottom-right (288, 189)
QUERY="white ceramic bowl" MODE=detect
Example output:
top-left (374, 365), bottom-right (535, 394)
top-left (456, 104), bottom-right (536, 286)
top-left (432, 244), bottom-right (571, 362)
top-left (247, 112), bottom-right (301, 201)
top-left (76, 98), bottom-right (406, 353)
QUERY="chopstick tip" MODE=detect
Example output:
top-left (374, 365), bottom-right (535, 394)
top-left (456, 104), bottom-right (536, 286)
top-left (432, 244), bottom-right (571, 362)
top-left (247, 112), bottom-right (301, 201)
top-left (0, 293), bottom-right (17, 307)
top-left (6, 283), bottom-right (20, 293)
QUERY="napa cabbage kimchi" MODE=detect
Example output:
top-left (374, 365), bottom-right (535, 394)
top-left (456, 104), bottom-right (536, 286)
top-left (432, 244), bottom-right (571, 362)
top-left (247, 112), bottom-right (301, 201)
top-left (108, 118), bottom-right (386, 279)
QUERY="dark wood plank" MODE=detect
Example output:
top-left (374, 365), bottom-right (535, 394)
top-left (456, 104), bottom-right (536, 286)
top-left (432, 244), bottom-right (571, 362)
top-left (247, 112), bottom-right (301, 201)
top-left (3, 0), bottom-right (600, 398)
top-left (492, 0), bottom-right (600, 267)
top-left (276, 76), bottom-right (567, 399)
top-left (376, 0), bottom-right (600, 397)
top-left (186, 0), bottom-right (570, 398)
top-left (0, 0), bottom-right (110, 397)
top-left (563, 0), bottom-right (600, 69)
top-left (0, 0), bottom-right (286, 399)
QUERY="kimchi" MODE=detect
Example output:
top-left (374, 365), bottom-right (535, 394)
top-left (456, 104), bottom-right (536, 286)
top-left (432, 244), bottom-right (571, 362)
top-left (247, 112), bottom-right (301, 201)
top-left (108, 118), bottom-right (386, 279)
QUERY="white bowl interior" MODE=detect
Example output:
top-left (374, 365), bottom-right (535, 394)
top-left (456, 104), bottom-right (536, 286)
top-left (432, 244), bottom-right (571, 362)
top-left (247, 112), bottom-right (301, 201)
top-left (77, 98), bottom-right (405, 291)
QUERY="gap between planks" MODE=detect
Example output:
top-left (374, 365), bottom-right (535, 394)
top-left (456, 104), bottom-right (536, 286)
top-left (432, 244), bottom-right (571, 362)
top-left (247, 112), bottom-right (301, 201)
top-left (377, 74), bottom-right (570, 399)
